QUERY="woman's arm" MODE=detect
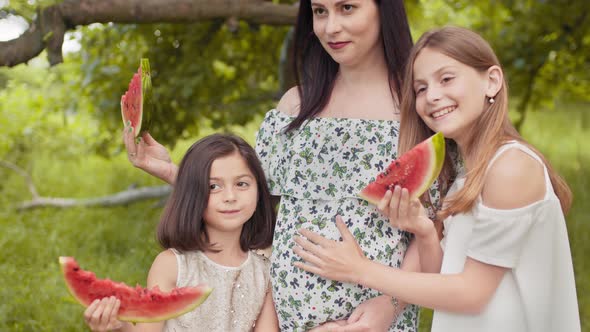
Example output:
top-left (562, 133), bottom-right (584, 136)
top-left (253, 291), bottom-right (280, 331)
top-left (123, 128), bottom-right (178, 185)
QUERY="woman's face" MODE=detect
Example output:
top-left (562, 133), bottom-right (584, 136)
top-left (311, 0), bottom-right (382, 67)
top-left (412, 47), bottom-right (491, 147)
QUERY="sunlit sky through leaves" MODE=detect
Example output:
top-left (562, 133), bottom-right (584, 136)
top-left (0, 14), bottom-right (81, 53)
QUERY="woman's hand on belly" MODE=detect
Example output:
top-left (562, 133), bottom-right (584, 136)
top-left (293, 215), bottom-right (369, 284)
top-left (307, 295), bottom-right (398, 331)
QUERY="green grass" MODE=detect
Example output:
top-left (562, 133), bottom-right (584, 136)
top-left (0, 107), bottom-right (587, 331)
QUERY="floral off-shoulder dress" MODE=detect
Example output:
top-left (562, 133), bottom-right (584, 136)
top-left (255, 109), bottom-right (441, 331)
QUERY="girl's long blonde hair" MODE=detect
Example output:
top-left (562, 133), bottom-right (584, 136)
top-left (399, 26), bottom-right (572, 220)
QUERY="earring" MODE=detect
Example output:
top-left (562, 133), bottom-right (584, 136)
top-left (488, 97), bottom-right (495, 104)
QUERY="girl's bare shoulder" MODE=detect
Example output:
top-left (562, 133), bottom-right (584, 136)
top-left (482, 148), bottom-right (546, 210)
top-left (146, 249), bottom-right (179, 291)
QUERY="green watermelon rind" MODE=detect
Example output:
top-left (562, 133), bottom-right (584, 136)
top-left (139, 58), bottom-right (153, 136)
top-left (358, 132), bottom-right (446, 205)
top-left (118, 286), bottom-right (213, 323)
top-left (59, 256), bottom-right (213, 323)
top-left (410, 132), bottom-right (445, 200)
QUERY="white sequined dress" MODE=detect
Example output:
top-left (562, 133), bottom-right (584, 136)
top-left (163, 250), bottom-right (271, 332)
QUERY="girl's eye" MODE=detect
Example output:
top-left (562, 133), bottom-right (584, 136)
top-left (441, 76), bottom-right (454, 83)
top-left (237, 181), bottom-right (250, 188)
top-left (342, 4), bottom-right (355, 12)
top-left (415, 86), bottom-right (426, 95)
top-left (209, 183), bottom-right (221, 191)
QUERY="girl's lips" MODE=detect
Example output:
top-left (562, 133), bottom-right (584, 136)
top-left (328, 41), bottom-right (350, 49)
top-left (220, 210), bottom-right (240, 214)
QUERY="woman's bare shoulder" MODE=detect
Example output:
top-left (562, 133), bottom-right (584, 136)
top-left (276, 86), bottom-right (301, 116)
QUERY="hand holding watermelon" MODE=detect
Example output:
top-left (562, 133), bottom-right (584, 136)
top-left (121, 59), bottom-right (178, 185)
top-left (60, 257), bottom-right (212, 325)
top-left (84, 297), bottom-right (124, 331)
top-left (123, 129), bottom-right (177, 185)
top-left (377, 185), bottom-right (436, 240)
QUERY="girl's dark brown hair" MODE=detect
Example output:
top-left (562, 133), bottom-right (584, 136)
top-left (157, 133), bottom-right (276, 252)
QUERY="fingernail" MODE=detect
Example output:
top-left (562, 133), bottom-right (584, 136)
top-left (127, 120), bottom-right (131, 126)
top-left (128, 126), bottom-right (133, 133)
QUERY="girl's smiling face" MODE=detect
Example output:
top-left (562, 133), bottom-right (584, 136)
top-left (412, 47), bottom-right (496, 147)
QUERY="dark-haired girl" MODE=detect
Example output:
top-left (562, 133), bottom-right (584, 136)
top-left (84, 134), bottom-right (279, 332)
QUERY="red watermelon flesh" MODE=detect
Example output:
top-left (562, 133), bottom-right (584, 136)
top-left (359, 132), bottom-right (445, 205)
top-left (59, 256), bottom-right (212, 323)
top-left (121, 58), bottom-right (152, 138)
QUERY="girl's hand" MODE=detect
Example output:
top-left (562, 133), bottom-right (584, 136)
top-left (378, 186), bottom-right (435, 239)
top-left (84, 297), bottom-right (123, 332)
top-left (123, 125), bottom-right (177, 184)
top-left (293, 216), bottom-right (367, 284)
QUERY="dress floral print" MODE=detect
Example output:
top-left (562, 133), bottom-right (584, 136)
top-left (256, 109), bottom-right (440, 331)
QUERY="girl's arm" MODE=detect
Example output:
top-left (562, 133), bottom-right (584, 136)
top-left (84, 250), bottom-right (178, 332)
top-left (253, 291), bottom-right (280, 331)
top-left (378, 187), bottom-right (443, 273)
top-left (357, 257), bottom-right (506, 314)
top-left (294, 219), bottom-right (506, 314)
top-left (414, 223), bottom-right (443, 273)
top-left (294, 148), bottom-right (547, 314)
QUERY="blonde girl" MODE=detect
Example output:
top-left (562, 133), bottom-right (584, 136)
top-left (292, 26), bottom-right (580, 332)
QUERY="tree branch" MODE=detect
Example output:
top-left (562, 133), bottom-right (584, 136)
top-left (0, 160), bottom-right (171, 210)
top-left (0, 0), bottom-right (298, 67)
top-left (16, 185), bottom-right (172, 210)
top-left (0, 160), bottom-right (39, 199)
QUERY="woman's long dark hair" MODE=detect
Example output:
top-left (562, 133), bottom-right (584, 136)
top-left (287, 0), bottom-right (413, 131)
top-left (157, 133), bottom-right (276, 252)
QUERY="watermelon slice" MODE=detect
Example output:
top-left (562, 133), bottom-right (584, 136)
top-left (59, 256), bottom-right (212, 323)
top-left (359, 132), bottom-right (445, 205)
top-left (121, 58), bottom-right (153, 138)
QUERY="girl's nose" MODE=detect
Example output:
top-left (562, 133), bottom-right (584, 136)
top-left (426, 86), bottom-right (442, 103)
top-left (223, 188), bottom-right (237, 202)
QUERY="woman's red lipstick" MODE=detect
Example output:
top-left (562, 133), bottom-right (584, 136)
top-left (328, 41), bottom-right (350, 49)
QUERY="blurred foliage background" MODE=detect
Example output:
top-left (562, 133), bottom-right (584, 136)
top-left (0, 0), bottom-right (588, 331)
